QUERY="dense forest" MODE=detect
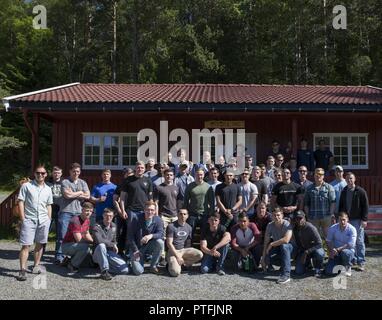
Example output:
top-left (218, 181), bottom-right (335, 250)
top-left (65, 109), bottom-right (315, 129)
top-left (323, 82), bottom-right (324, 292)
top-left (0, 0), bottom-right (381, 186)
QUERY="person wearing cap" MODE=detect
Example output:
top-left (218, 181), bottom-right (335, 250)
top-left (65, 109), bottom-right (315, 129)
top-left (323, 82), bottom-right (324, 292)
top-left (304, 168), bottom-right (336, 240)
top-left (304, 168), bottom-right (336, 239)
top-left (330, 165), bottom-right (347, 216)
top-left (339, 172), bottom-right (369, 271)
top-left (292, 211), bottom-right (325, 277)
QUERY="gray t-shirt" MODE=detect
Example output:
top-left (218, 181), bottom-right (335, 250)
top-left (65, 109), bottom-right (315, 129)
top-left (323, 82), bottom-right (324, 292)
top-left (154, 183), bottom-right (179, 217)
top-left (60, 178), bottom-right (89, 214)
top-left (166, 221), bottom-right (192, 250)
top-left (265, 219), bottom-right (293, 242)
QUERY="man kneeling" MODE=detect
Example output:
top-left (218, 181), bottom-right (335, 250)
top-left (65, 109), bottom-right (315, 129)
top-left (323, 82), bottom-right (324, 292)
top-left (92, 208), bottom-right (129, 280)
top-left (166, 209), bottom-right (203, 277)
top-left (62, 201), bottom-right (94, 273)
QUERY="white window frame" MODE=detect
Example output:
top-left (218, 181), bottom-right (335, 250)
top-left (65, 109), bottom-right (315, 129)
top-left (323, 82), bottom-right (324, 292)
top-left (82, 132), bottom-right (138, 170)
top-left (313, 133), bottom-right (369, 170)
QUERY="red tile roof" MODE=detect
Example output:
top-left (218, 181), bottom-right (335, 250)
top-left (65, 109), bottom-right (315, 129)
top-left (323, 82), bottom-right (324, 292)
top-left (12, 83), bottom-right (382, 105)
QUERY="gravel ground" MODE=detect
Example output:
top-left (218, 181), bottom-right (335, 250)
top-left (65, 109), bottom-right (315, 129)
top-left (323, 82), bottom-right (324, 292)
top-left (0, 241), bottom-right (381, 300)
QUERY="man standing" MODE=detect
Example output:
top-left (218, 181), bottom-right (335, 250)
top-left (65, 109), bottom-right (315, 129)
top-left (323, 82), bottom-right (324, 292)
top-left (127, 200), bottom-right (164, 275)
top-left (271, 168), bottom-right (304, 220)
top-left (250, 166), bottom-right (268, 206)
top-left (200, 212), bottom-right (231, 275)
top-left (339, 172), bottom-right (369, 271)
top-left (183, 168), bottom-right (214, 234)
top-left (90, 169), bottom-right (117, 225)
top-left (230, 212), bottom-right (262, 270)
top-left (120, 161), bottom-right (153, 221)
top-left (175, 163), bottom-right (194, 209)
top-left (17, 165), bottom-right (53, 281)
top-left (261, 207), bottom-right (294, 284)
top-left (296, 166), bottom-right (313, 190)
top-left (92, 208), bottom-right (129, 280)
top-left (314, 139), bottom-right (334, 173)
top-left (216, 170), bottom-right (243, 230)
top-left (325, 212), bottom-right (357, 277)
top-left (297, 138), bottom-right (315, 174)
top-left (62, 201), bottom-right (94, 273)
top-left (47, 166), bottom-right (63, 232)
top-left (166, 209), bottom-right (203, 277)
top-left (238, 169), bottom-right (258, 219)
top-left (304, 168), bottom-right (336, 239)
top-left (330, 165), bottom-right (347, 216)
top-left (293, 211), bottom-right (325, 277)
top-left (57, 163), bottom-right (90, 264)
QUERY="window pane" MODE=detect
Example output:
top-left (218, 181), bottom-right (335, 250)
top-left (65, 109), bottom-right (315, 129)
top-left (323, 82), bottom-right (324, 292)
top-left (359, 137), bottom-right (366, 145)
top-left (85, 136), bottom-right (93, 145)
top-left (104, 136), bottom-right (111, 146)
top-left (352, 147), bottom-right (358, 155)
top-left (360, 156), bottom-right (366, 165)
top-left (93, 157), bottom-right (100, 166)
top-left (342, 157), bottom-right (348, 165)
top-left (93, 146), bottom-right (100, 156)
top-left (85, 146), bottom-right (92, 155)
top-left (94, 136), bottom-right (100, 145)
top-left (104, 157), bottom-right (110, 165)
top-left (341, 137), bottom-right (348, 145)
top-left (341, 147), bottom-right (347, 154)
top-left (352, 137), bottom-right (358, 145)
top-left (85, 156), bottom-right (92, 165)
top-left (333, 137), bottom-right (340, 145)
top-left (359, 147), bottom-right (366, 155)
top-left (352, 156), bottom-right (359, 165)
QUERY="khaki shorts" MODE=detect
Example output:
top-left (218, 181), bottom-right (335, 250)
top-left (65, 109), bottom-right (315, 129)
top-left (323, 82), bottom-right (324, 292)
top-left (19, 218), bottom-right (50, 246)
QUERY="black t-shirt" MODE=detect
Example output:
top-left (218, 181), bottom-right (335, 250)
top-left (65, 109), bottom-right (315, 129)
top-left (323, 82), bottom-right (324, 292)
top-left (121, 175), bottom-right (153, 211)
top-left (314, 149), bottom-right (333, 171)
top-left (272, 181), bottom-right (303, 207)
top-left (251, 179), bottom-right (267, 203)
top-left (200, 224), bottom-right (227, 249)
top-left (215, 183), bottom-right (242, 211)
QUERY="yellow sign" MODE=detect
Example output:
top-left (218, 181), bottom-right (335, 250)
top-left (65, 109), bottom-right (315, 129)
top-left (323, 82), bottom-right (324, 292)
top-left (204, 121), bottom-right (245, 129)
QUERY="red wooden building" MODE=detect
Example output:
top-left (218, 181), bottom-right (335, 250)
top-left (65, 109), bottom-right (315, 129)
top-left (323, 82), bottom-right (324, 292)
top-left (2, 83), bottom-right (382, 230)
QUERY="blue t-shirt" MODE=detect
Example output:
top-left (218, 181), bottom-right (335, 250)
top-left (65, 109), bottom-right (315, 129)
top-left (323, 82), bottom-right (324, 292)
top-left (91, 182), bottom-right (117, 218)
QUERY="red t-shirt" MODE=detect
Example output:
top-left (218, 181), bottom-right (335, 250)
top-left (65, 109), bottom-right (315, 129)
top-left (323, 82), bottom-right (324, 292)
top-left (63, 216), bottom-right (90, 243)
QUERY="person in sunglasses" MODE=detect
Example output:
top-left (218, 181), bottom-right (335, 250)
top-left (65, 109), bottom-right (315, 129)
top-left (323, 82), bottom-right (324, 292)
top-left (17, 165), bottom-right (53, 281)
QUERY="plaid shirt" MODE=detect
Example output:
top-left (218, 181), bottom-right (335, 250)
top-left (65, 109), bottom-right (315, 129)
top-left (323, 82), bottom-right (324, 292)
top-left (304, 182), bottom-right (336, 219)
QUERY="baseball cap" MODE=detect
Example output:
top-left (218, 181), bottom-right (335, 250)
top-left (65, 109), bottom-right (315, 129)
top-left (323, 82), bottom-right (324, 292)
top-left (294, 210), bottom-right (306, 219)
top-left (335, 165), bottom-right (344, 172)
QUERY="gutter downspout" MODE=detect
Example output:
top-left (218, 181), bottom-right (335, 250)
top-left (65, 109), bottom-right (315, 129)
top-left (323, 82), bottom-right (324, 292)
top-left (23, 109), bottom-right (37, 173)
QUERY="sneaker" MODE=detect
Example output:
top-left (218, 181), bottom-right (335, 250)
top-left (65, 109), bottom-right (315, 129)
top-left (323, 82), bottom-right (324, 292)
top-left (357, 264), bottom-right (365, 271)
top-left (150, 266), bottom-right (161, 275)
top-left (217, 269), bottom-right (226, 276)
top-left (277, 275), bottom-right (290, 284)
top-left (17, 270), bottom-right (27, 281)
top-left (60, 257), bottom-right (70, 267)
top-left (314, 269), bottom-right (322, 278)
top-left (32, 265), bottom-right (46, 274)
top-left (67, 262), bottom-right (79, 273)
top-left (266, 265), bottom-right (275, 273)
top-left (345, 266), bottom-right (352, 277)
top-left (158, 256), bottom-right (167, 267)
top-left (100, 270), bottom-right (112, 281)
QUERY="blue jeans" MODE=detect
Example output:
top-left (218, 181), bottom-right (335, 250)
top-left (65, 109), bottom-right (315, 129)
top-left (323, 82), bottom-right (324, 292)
top-left (62, 242), bottom-right (91, 268)
top-left (92, 243), bottom-right (129, 274)
top-left (350, 219), bottom-right (366, 265)
top-left (200, 244), bottom-right (229, 273)
top-left (295, 248), bottom-right (325, 275)
top-left (267, 243), bottom-right (294, 277)
top-left (129, 239), bottom-right (164, 275)
top-left (325, 249), bottom-right (355, 275)
top-left (55, 212), bottom-right (78, 262)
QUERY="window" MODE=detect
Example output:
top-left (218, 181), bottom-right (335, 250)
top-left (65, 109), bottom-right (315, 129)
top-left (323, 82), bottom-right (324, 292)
top-left (313, 133), bottom-right (368, 169)
top-left (82, 133), bottom-right (137, 169)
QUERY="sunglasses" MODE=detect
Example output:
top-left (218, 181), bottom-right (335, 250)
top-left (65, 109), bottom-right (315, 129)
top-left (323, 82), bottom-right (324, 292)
top-left (35, 172), bottom-right (47, 175)
top-left (299, 170), bottom-right (307, 173)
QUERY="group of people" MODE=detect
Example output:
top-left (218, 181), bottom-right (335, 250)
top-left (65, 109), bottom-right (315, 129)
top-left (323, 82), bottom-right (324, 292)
top-left (16, 139), bottom-right (369, 285)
